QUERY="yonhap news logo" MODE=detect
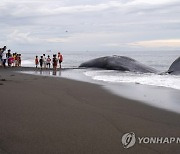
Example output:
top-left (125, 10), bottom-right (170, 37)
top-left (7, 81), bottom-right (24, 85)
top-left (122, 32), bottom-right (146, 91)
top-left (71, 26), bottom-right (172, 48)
top-left (121, 132), bottom-right (180, 149)
top-left (121, 132), bottom-right (136, 149)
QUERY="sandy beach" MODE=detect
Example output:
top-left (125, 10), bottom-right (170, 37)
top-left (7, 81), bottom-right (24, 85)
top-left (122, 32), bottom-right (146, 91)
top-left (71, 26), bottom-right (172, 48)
top-left (0, 67), bottom-right (180, 154)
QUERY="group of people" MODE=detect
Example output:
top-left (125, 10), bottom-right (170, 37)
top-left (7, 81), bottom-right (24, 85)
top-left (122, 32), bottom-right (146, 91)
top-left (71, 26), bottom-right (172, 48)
top-left (0, 45), bottom-right (63, 70)
top-left (0, 46), bottom-right (21, 67)
top-left (35, 52), bottom-right (63, 70)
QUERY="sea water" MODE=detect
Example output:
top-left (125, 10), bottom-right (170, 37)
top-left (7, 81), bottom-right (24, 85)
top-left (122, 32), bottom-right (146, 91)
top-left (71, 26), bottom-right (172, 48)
top-left (21, 50), bottom-right (180, 90)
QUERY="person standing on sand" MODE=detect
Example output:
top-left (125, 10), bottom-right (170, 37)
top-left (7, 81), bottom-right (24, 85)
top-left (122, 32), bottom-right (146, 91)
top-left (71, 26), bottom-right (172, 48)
top-left (7, 49), bottom-right (11, 58)
top-left (39, 56), bottom-right (43, 69)
top-left (12, 53), bottom-right (15, 67)
top-left (14, 53), bottom-right (18, 67)
top-left (0, 48), bottom-right (3, 66)
top-left (1, 46), bottom-right (7, 67)
top-left (35, 56), bottom-right (39, 68)
top-left (52, 54), bottom-right (58, 71)
top-left (58, 52), bottom-right (63, 68)
top-left (2, 50), bottom-right (7, 67)
top-left (8, 54), bottom-right (14, 67)
top-left (43, 54), bottom-right (46, 69)
top-left (7, 50), bottom-right (12, 66)
top-left (18, 54), bottom-right (21, 67)
top-left (46, 55), bottom-right (51, 68)
top-left (16, 54), bottom-right (21, 67)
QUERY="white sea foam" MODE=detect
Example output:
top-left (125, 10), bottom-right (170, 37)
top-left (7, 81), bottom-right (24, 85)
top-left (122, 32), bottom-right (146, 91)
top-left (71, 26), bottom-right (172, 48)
top-left (84, 70), bottom-right (180, 90)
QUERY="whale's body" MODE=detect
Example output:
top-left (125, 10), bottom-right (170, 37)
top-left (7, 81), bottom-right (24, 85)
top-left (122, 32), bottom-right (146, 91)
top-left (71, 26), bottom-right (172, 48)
top-left (167, 57), bottom-right (180, 75)
top-left (79, 56), bottom-right (157, 73)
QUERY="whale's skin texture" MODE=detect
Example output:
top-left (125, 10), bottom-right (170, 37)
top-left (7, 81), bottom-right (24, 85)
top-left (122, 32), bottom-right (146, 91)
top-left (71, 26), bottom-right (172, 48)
top-left (79, 56), bottom-right (157, 73)
top-left (167, 57), bottom-right (180, 75)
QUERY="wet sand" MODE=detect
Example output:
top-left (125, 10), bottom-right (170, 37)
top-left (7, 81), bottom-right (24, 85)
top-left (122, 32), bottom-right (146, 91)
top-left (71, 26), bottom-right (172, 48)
top-left (0, 67), bottom-right (180, 154)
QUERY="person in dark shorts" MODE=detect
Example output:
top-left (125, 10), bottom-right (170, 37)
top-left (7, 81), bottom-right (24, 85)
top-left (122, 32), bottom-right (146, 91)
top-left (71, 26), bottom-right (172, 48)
top-left (52, 54), bottom-right (57, 70)
top-left (58, 52), bottom-right (63, 68)
top-left (35, 56), bottom-right (39, 68)
top-left (39, 56), bottom-right (43, 69)
top-left (18, 54), bottom-right (21, 67)
top-left (46, 55), bottom-right (51, 68)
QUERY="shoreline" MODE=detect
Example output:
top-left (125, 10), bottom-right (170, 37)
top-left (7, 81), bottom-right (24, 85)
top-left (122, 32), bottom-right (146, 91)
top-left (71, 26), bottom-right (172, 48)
top-left (20, 67), bottom-right (180, 114)
top-left (2, 66), bottom-right (180, 114)
top-left (0, 68), bottom-right (180, 153)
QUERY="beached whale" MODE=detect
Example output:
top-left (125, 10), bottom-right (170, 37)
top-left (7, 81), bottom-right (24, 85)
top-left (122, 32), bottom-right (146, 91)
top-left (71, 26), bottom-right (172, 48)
top-left (167, 57), bottom-right (180, 75)
top-left (79, 56), bottom-right (157, 73)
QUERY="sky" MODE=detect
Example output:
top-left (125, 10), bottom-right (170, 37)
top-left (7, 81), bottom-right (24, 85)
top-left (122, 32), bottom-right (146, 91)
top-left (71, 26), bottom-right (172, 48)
top-left (0, 0), bottom-right (180, 52)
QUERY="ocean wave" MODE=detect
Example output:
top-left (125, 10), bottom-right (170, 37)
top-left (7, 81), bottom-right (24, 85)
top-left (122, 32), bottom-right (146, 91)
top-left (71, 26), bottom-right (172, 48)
top-left (84, 70), bottom-right (180, 90)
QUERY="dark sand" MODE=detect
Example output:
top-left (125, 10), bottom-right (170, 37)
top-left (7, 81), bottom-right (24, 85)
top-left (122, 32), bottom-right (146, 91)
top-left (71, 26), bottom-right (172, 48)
top-left (0, 67), bottom-right (180, 154)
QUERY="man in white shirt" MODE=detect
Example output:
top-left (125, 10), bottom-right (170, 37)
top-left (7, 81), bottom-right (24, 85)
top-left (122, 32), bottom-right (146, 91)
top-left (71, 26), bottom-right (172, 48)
top-left (43, 54), bottom-right (46, 69)
top-left (2, 50), bottom-right (7, 67)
